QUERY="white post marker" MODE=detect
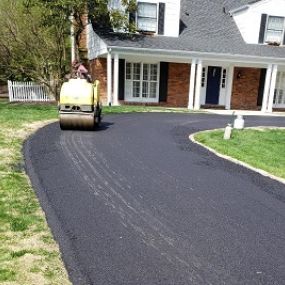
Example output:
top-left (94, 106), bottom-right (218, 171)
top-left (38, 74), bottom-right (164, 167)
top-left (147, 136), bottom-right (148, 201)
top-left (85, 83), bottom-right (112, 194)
top-left (224, 124), bottom-right (232, 140)
top-left (233, 114), bottom-right (245, 129)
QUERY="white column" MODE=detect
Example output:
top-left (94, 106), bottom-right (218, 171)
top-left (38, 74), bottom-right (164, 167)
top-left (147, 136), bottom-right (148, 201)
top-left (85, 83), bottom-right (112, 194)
top-left (107, 51), bottom-right (112, 106)
top-left (188, 59), bottom-right (197, 110)
top-left (194, 59), bottom-right (203, 110)
top-left (225, 65), bottom-right (234, 110)
top-left (267, 64), bottom-right (278, 113)
top-left (113, 53), bottom-right (119, 106)
top-left (261, 64), bottom-right (273, 112)
top-left (69, 15), bottom-right (76, 63)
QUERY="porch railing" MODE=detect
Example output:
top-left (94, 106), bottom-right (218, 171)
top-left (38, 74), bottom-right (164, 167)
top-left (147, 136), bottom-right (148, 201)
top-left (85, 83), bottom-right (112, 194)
top-left (8, 81), bottom-right (55, 102)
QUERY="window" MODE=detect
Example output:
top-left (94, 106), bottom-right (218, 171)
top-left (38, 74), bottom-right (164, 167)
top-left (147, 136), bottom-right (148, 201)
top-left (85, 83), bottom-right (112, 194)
top-left (221, 69), bottom-right (227, 88)
top-left (201, 67), bottom-right (206, 87)
top-left (125, 62), bottom-right (159, 101)
top-left (137, 2), bottom-right (157, 32)
top-left (126, 63), bottom-right (131, 80)
top-left (265, 16), bottom-right (285, 44)
top-left (133, 63), bottom-right (141, 97)
top-left (274, 71), bottom-right (285, 107)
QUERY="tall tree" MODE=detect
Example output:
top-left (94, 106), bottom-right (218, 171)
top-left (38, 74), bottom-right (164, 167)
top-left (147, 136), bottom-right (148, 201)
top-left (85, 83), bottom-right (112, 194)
top-left (0, 0), bottom-right (136, 98)
top-left (0, 0), bottom-right (70, 97)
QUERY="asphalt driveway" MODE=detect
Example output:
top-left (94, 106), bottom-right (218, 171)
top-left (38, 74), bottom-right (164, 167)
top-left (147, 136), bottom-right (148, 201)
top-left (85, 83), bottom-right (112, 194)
top-left (24, 113), bottom-right (285, 285)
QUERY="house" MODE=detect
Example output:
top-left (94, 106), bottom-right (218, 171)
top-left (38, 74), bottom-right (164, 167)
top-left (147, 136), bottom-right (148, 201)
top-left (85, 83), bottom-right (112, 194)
top-left (86, 0), bottom-right (285, 112)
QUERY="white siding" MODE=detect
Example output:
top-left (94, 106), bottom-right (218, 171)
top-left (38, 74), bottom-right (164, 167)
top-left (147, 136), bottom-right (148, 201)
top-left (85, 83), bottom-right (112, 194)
top-left (160, 0), bottom-right (180, 37)
top-left (233, 0), bottom-right (285, 44)
top-left (87, 24), bottom-right (108, 60)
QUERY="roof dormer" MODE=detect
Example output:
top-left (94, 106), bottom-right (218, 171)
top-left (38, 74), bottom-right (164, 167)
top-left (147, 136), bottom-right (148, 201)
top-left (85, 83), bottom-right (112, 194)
top-left (259, 14), bottom-right (285, 45)
top-left (230, 0), bottom-right (285, 46)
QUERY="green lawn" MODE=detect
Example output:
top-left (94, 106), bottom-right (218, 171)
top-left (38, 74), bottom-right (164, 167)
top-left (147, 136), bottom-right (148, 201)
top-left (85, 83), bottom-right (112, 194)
top-left (194, 128), bottom-right (285, 179)
top-left (0, 100), bottom-right (70, 285)
top-left (102, 105), bottom-right (189, 114)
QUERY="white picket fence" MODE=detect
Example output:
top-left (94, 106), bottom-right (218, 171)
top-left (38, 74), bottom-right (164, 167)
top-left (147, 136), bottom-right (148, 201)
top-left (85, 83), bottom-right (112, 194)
top-left (8, 81), bottom-right (55, 102)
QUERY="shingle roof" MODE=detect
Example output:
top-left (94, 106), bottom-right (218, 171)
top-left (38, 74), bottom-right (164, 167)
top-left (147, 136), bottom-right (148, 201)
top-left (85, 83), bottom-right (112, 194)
top-left (96, 0), bottom-right (285, 61)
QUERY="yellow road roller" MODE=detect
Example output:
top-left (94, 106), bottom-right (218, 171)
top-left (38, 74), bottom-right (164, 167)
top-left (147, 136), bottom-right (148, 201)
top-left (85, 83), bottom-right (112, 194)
top-left (59, 79), bottom-right (102, 130)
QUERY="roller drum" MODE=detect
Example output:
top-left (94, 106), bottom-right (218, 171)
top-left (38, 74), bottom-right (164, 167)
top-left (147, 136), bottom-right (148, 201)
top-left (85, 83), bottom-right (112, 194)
top-left (59, 113), bottom-right (95, 130)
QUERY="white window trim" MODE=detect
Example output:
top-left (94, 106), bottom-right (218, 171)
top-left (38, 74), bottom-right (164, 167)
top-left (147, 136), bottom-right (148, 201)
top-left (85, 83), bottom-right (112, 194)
top-left (125, 61), bottom-right (160, 103)
top-left (264, 15), bottom-right (285, 45)
top-left (136, 2), bottom-right (159, 34)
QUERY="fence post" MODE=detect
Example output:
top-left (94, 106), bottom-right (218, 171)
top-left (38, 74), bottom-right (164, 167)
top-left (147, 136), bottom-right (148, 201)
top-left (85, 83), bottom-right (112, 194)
top-left (8, 81), bottom-right (11, 102)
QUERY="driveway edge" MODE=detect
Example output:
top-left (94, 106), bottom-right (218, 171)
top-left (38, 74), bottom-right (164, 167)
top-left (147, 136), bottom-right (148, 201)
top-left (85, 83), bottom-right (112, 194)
top-left (189, 130), bottom-right (285, 185)
top-left (23, 122), bottom-right (91, 285)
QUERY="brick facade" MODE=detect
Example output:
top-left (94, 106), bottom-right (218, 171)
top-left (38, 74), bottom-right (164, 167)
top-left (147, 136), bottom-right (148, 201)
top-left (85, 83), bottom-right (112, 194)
top-left (231, 67), bottom-right (261, 110)
top-left (90, 58), bottom-right (108, 105)
top-left (165, 63), bottom-right (190, 107)
top-left (89, 62), bottom-right (266, 110)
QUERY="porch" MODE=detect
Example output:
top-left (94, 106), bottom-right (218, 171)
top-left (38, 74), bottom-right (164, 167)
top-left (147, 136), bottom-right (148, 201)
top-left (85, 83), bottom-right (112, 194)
top-left (89, 52), bottom-right (285, 113)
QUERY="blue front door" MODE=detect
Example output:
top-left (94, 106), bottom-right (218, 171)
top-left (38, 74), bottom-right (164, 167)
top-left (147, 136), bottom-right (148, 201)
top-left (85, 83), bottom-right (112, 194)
top-left (206, 66), bottom-right (221, 105)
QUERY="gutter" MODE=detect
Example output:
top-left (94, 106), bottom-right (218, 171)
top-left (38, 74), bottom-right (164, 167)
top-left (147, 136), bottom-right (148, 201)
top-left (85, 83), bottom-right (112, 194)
top-left (103, 45), bottom-right (285, 65)
top-left (228, 5), bottom-right (249, 16)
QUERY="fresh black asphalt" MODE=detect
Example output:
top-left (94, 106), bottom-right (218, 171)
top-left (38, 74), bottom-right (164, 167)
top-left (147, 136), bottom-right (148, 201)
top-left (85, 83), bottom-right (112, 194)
top-left (24, 113), bottom-right (285, 285)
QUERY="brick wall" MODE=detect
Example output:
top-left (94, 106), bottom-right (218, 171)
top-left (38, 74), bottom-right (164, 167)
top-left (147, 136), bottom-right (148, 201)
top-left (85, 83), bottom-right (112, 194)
top-left (165, 63), bottom-right (190, 107)
top-left (90, 58), bottom-right (108, 105)
top-left (231, 67), bottom-right (261, 110)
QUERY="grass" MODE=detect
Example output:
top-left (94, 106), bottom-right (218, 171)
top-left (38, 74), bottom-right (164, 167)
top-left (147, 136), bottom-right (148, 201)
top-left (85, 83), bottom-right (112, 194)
top-left (102, 105), bottom-right (190, 114)
top-left (194, 128), bottom-right (285, 179)
top-left (0, 100), bottom-right (70, 285)
top-left (0, 99), bottom-right (190, 284)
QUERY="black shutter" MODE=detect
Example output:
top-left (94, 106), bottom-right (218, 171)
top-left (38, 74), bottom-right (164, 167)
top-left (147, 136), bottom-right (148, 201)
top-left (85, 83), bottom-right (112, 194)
top-left (129, 12), bottom-right (136, 25)
top-left (257, 68), bottom-right (266, 106)
top-left (158, 3), bottom-right (165, 35)
top-left (119, 59), bottom-right (125, 101)
top-left (283, 30), bottom-right (285, 45)
top-left (159, 62), bottom-right (168, 102)
top-left (259, 14), bottom-right (267, 44)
